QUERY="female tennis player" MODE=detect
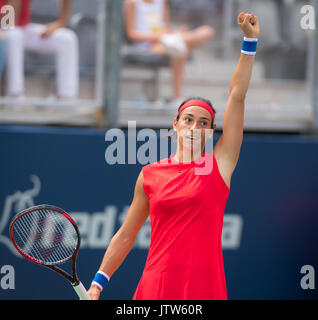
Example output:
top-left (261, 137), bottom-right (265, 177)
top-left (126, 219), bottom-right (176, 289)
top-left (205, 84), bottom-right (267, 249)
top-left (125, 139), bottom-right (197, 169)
top-left (88, 12), bottom-right (259, 300)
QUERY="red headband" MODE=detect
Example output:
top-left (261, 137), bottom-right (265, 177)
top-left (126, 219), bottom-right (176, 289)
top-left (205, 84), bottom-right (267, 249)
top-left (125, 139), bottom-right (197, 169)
top-left (178, 99), bottom-right (215, 123)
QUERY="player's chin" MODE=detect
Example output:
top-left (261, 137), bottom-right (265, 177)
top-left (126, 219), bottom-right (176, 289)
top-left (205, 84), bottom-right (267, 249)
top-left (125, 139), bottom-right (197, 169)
top-left (182, 142), bottom-right (204, 154)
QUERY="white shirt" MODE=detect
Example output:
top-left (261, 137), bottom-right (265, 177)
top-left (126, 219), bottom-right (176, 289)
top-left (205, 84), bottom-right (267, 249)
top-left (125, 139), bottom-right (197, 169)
top-left (132, 0), bottom-right (165, 51)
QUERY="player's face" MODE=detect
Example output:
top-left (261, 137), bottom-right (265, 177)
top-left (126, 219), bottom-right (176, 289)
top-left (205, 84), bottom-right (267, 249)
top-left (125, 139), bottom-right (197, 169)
top-left (174, 106), bottom-right (213, 155)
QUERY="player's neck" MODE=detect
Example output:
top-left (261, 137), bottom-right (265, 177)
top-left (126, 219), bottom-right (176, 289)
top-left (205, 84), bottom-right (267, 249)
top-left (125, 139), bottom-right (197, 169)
top-left (174, 147), bottom-right (204, 163)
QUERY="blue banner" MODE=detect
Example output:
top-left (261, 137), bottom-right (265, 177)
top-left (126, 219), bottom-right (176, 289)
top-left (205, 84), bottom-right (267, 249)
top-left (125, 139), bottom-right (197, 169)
top-left (0, 125), bottom-right (318, 300)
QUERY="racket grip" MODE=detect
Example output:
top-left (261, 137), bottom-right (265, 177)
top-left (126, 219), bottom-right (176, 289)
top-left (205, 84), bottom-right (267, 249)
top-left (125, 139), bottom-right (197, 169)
top-left (73, 281), bottom-right (91, 300)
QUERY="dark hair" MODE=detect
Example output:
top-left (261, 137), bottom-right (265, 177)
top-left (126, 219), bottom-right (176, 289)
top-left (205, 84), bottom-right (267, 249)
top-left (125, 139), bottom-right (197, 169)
top-left (167, 97), bottom-right (216, 140)
top-left (176, 97), bottom-right (216, 129)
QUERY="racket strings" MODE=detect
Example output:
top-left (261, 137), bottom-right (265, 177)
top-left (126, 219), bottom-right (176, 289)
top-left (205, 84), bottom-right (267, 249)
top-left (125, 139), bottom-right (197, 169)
top-left (12, 209), bottom-right (78, 264)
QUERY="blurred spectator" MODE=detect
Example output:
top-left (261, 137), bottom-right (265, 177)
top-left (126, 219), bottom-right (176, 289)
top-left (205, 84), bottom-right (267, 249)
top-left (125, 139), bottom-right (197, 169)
top-left (124, 0), bottom-right (215, 106)
top-left (0, 0), bottom-right (79, 100)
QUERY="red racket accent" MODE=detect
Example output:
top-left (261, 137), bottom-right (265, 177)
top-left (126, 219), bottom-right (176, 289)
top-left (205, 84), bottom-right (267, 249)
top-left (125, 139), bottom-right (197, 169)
top-left (10, 205), bottom-right (80, 266)
top-left (9, 205), bottom-right (91, 300)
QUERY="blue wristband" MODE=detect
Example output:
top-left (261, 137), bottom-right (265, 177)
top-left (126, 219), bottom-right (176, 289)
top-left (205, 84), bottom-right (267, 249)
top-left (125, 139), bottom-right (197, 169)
top-left (241, 37), bottom-right (258, 55)
top-left (92, 271), bottom-right (110, 291)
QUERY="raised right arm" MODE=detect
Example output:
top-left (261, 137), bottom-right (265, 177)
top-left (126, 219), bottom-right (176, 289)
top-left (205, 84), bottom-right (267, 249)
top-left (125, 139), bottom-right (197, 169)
top-left (88, 169), bottom-right (149, 300)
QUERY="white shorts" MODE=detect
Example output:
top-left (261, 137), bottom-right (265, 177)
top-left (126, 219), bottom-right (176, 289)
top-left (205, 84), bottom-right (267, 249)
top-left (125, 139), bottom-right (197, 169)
top-left (4, 23), bottom-right (79, 98)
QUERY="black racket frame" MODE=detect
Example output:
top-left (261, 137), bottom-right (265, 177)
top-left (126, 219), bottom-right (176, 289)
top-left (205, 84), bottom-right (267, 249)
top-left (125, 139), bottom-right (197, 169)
top-left (9, 204), bottom-right (82, 286)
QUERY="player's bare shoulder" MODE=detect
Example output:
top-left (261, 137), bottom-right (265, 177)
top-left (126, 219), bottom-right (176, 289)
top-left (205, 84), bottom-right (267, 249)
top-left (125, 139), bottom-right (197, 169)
top-left (135, 169), bottom-right (147, 199)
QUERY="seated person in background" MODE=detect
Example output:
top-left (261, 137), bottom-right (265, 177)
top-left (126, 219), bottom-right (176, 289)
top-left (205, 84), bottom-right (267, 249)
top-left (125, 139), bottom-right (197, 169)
top-left (124, 0), bottom-right (215, 106)
top-left (0, 0), bottom-right (79, 100)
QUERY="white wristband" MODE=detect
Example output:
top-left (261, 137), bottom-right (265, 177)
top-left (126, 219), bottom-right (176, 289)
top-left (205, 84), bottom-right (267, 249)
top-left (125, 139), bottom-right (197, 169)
top-left (244, 37), bottom-right (258, 42)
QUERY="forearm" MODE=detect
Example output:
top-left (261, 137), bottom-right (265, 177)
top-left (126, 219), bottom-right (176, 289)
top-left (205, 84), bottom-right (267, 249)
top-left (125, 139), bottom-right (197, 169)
top-left (214, 13), bottom-right (259, 170)
top-left (97, 230), bottom-right (135, 278)
top-left (229, 53), bottom-right (255, 102)
top-left (58, 0), bottom-right (72, 26)
top-left (127, 30), bottom-right (160, 43)
top-left (228, 13), bottom-right (259, 102)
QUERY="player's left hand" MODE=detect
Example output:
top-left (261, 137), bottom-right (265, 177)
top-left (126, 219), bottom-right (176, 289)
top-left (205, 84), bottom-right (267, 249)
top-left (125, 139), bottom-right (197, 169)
top-left (41, 20), bottom-right (65, 38)
top-left (238, 12), bottom-right (259, 38)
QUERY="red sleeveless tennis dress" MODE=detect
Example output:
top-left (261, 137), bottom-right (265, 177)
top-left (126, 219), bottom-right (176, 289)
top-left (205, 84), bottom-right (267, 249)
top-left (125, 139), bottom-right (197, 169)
top-left (133, 152), bottom-right (230, 300)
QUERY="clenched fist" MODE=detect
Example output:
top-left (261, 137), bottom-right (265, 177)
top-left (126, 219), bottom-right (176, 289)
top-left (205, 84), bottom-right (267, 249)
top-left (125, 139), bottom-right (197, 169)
top-left (238, 12), bottom-right (259, 38)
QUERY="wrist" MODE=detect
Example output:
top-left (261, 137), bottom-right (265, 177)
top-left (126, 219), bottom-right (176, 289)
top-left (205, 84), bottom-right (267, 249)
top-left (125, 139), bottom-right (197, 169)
top-left (91, 270), bottom-right (110, 292)
top-left (244, 33), bottom-right (258, 39)
top-left (91, 283), bottom-right (102, 292)
top-left (241, 37), bottom-right (258, 56)
top-left (56, 19), bottom-right (68, 28)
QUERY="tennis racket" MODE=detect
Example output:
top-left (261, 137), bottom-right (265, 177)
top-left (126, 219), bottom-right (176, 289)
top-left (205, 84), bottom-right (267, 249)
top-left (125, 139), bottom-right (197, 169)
top-left (9, 204), bottom-right (91, 300)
